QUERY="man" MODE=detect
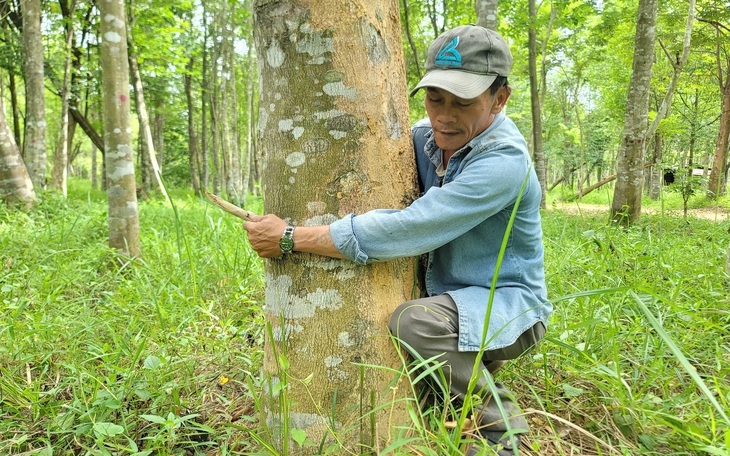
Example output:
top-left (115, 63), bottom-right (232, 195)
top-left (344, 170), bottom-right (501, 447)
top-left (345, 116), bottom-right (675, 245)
top-left (243, 25), bottom-right (551, 455)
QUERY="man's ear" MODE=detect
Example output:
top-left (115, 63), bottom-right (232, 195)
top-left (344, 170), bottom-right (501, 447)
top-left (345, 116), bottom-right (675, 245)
top-left (491, 85), bottom-right (511, 113)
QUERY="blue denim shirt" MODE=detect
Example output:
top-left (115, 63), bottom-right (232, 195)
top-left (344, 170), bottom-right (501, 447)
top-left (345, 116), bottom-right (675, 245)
top-left (330, 113), bottom-right (551, 351)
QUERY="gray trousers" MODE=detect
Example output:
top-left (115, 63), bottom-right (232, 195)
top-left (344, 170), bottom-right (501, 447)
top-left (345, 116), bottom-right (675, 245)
top-left (388, 294), bottom-right (545, 434)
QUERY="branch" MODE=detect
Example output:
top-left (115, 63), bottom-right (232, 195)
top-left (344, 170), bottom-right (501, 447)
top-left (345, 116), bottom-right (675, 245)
top-left (204, 191), bottom-right (252, 220)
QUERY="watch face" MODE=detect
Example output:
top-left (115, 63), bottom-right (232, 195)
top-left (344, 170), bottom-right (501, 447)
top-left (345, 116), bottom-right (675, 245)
top-left (279, 236), bottom-right (294, 253)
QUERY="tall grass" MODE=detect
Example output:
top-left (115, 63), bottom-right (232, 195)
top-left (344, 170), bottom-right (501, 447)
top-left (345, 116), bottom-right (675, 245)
top-left (1, 181), bottom-right (728, 455)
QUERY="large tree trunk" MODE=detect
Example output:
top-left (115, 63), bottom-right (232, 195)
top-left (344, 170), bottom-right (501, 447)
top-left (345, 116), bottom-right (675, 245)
top-left (610, 0), bottom-right (657, 224)
top-left (475, 0), bottom-right (498, 31)
top-left (21, 0), bottom-right (47, 190)
top-left (528, 0), bottom-right (546, 209)
top-left (0, 93), bottom-right (36, 207)
top-left (99, 0), bottom-right (140, 259)
top-left (254, 1), bottom-right (416, 452)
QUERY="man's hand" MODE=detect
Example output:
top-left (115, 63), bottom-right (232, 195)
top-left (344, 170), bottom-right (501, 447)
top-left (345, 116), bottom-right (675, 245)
top-left (243, 214), bottom-right (289, 258)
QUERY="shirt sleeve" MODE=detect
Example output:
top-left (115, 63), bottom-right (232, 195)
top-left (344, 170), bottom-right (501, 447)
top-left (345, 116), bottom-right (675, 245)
top-left (330, 142), bottom-right (532, 265)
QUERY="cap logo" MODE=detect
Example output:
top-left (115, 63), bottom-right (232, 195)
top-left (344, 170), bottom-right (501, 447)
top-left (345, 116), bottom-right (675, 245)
top-left (435, 37), bottom-right (462, 67)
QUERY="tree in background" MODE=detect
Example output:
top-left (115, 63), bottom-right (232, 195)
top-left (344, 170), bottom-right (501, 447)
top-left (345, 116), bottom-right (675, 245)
top-left (611, 0), bottom-right (658, 224)
top-left (528, 0), bottom-right (549, 208)
top-left (254, 0), bottom-right (416, 451)
top-left (476, 0), bottom-right (498, 30)
top-left (126, 0), bottom-right (170, 204)
top-left (700, 5), bottom-right (730, 198)
top-left (49, 0), bottom-right (75, 197)
top-left (99, 0), bottom-right (140, 259)
top-left (21, 0), bottom-right (47, 191)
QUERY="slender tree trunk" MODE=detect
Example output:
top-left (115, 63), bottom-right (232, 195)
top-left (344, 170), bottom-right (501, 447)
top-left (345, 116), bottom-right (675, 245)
top-left (610, 0), bottom-right (658, 224)
top-left (528, 0), bottom-right (546, 209)
top-left (91, 141), bottom-right (98, 190)
top-left (224, 16), bottom-right (242, 204)
top-left (646, 0), bottom-right (694, 141)
top-left (254, 0), bottom-right (416, 452)
top-left (649, 131), bottom-right (662, 199)
top-left (401, 0), bottom-right (421, 78)
top-left (99, 0), bottom-right (140, 259)
top-left (243, 9), bottom-right (255, 198)
top-left (475, 0), bottom-right (498, 31)
top-left (708, 61), bottom-right (730, 198)
top-left (201, 2), bottom-right (210, 190)
top-left (127, 0), bottom-right (170, 203)
top-left (50, 0), bottom-right (75, 196)
top-left (8, 72), bottom-right (21, 149)
top-left (21, 0), bottom-right (47, 190)
top-left (185, 56), bottom-right (201, 195)
top-left (0, 88), bottom-right (36, 207)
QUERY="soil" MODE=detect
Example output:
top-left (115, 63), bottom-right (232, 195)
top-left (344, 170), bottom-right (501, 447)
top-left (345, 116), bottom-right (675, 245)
top-left (549, 203), bottom-right (730, 221)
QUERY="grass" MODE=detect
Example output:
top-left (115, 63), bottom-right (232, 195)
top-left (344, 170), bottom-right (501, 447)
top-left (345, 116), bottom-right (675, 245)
top-left (1, 179), bottom-right (729, 455)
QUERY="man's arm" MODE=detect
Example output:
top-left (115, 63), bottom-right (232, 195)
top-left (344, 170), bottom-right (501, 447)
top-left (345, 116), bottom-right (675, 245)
top-left (243, 213), bottom-right (346, 259)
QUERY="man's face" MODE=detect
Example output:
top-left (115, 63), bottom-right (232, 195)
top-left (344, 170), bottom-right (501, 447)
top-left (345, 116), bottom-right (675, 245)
top-left (424, 86), bottom-right (509, 154)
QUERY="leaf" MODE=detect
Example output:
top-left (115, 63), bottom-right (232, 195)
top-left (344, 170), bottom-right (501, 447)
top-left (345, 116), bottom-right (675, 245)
top-left (143, 355), bottom-right (161, 370)
top-left (92, 422), bottom-right (125, 438)
top-left (561, 383), bottom-right (585, 398)
top-left (141, 414), bottom-right (167, 424)
top-left (291, 428), bottom-right (307, 446)
top-left (278, 353), bottom-right (289, 370)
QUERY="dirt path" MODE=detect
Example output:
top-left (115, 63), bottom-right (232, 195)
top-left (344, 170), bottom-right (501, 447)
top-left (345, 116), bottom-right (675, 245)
top-left (549, 203), bottom-right (730, 221)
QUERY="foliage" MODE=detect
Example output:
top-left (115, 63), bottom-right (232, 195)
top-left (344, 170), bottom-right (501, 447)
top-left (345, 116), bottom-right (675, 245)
top-left (0, 180), bottom-right (265, 455)
top-left (2, 182), bottom-right (729, 454)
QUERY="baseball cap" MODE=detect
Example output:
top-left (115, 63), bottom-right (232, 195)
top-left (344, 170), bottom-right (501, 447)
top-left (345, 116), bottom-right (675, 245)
top-left (410, 25), bottom-right (513, 99)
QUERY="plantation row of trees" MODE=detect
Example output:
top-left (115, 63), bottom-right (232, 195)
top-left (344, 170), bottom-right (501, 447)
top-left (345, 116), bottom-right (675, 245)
top-left (0, 0), bottom-right (729, 216)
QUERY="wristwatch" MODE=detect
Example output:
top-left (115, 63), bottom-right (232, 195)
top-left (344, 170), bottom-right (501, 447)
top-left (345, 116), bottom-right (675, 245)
top-left (279, 226), bottom-right (295, 254)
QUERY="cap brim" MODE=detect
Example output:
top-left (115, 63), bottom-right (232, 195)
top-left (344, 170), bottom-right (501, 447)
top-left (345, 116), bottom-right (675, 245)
top-left (409, 70), bottom-right (497, 99)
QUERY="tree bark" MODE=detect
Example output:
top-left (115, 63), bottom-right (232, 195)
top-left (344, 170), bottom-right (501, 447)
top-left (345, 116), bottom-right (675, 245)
top-left (0, 89), bottom-right (36, 207)
top-left (254, 1), bottom-right (416, 452)
top-left (475, 0), bottom-right (498, 31)
top-left (610, 0), bottom-right (658, 224)
top-left (528, 0), bottom-right (546, 209)
top-left (21, 0), bottom-right (47, 190)
top-left (99, 0), bottom-right (140, 259)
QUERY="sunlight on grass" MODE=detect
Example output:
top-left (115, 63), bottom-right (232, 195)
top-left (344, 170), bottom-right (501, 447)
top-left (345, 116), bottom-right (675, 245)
top-left (1, 181), bottom-right (728, 455)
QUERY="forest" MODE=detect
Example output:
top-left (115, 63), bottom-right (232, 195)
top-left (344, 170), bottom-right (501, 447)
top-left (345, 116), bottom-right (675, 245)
top-left (1, 0), bottom-right (729, 455)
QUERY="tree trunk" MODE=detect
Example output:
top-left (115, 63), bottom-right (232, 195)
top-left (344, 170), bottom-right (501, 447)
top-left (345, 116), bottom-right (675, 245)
top-left (528, 0), bottom-right (546, 209)
top-left (50, 0), bottom-right (75, 197)
top-left (99, 0), bottom-right (140, 259)
top-left (224, 15), bottom-right (242, 205)
top-left (127, 0), bottom-right (170, 204)
top-left (475, 0), bottom-right (498, 31)
top-left (185, 56), bottom-right (202, 195)
top-left (0, 90), bottom-right (36, 207)
top-left (401, 0), bottom-right (421, 79)
top-left (708, 62), bottom-right (730, 198)
top-left (610, 0), bottom-right (657, 224)
top-left (21, 0), bottom-right (47, 191)
top-left (649, 131), bottom-right (662, 200)
top-left (91, 141), bottom-right (98, 190)
top-left (201, 1), bottom-right (210, 190)
top-left (8, 72), bottom-right (22, 149)
top-left (254, 1), bottom-right (416, 452)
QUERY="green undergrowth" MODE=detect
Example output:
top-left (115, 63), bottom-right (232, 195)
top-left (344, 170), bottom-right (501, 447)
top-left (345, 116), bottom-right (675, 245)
top-left (1, 181), bottom-right (729, 455)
